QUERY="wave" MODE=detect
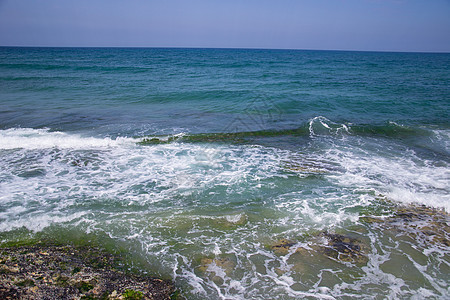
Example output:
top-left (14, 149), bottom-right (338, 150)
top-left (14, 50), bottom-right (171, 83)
top-left (1, 117), bottom-right (447, 155)
top-left (0, 118), bottom-right (445, 152)
top-left (138, 117), bottom-right (440, 144)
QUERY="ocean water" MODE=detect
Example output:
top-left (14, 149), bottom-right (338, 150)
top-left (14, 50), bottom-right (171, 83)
top-left (0, 47), bottom-right (449, 299)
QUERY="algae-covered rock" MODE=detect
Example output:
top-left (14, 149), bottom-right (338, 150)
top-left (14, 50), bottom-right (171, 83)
top-left (270, 233), bottom-right (368, 266)
top-left (140, 137), bottom-right (165, 145)
top-left (319, 232), bottom-right (368, 265)
top-left (359, 216), bottom-right (385, 224)
top-left (271, 239), bottom-right (297, 256)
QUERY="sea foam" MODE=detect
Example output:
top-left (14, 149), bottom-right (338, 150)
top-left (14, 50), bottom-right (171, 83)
top-left (0, 128), bottom-right (135, 150)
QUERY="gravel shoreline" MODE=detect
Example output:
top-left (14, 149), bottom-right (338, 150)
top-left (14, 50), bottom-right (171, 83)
top-left (0, 244), bottom-right (175, 300)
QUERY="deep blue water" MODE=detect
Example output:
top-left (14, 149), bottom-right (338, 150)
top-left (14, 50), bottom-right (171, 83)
top-left (0, 47), bottom-right (449, 299)
top-left (1, 47), bottom-right (448, 134)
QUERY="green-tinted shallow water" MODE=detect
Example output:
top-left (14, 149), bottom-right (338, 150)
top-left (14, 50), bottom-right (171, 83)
top-left (0, 47), bottom-right (449, 299)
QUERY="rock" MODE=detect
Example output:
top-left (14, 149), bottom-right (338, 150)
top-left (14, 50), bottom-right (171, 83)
top-left (271, 239), bottom-right (297, 256)
top-left (359, 216), bottom-right (385, 224)
top-left (270, 233), bottom-right (368, 265)
top-left (319, 232), bottom-right (368, 265)
top-left (198, 257), bottom-right (235, 275)
top-left (197, 256), bottom-right (236, 284)
top-left (360, 203), bottom-right (449, 248)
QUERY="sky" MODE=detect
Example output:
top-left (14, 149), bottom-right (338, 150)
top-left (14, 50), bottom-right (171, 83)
top-left (0, 0), bottom-right (449, 52)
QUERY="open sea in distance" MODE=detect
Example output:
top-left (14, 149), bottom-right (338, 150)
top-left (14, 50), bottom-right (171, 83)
top-left (0, 47), bottom-right (449, 299)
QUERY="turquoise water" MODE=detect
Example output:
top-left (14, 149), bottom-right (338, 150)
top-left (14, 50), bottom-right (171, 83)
top-left (0, 47), bottom-right (449, 299)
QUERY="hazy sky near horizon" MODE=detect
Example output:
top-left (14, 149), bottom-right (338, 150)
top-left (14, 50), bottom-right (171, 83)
top-left (0, 0), bottom-right (449, 52)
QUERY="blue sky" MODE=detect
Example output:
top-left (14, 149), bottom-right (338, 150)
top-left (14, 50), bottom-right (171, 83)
top-left (0, 0), bottom-right (449, 52)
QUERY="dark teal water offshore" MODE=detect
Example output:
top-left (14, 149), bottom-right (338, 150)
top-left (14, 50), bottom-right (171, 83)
top-left (0, 47), bottom-right (449, 299)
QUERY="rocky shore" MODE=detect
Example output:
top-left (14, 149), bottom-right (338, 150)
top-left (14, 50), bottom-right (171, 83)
top-left (0, 244), bottom-right (175, 300)
top-left (267, 203), bottom-right (449, 266)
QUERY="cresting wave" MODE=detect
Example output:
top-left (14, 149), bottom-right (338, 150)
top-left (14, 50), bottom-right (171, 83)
top-left (138, 117), bottom-right (441, 145)
top-left (0, 117), bottom-right (444, 149)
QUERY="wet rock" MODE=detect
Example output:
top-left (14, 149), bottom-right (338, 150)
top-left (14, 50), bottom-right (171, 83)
top-left (271, 233), bottom-right (368, 265)
top-left (283, 161), bottom-right (329, 177)
top-left (0, 245), bottom-right (174, 300)
top-left (360, 204), bottom-right (449, 248)
top-left (198, 257), bottom-right (235, 275)
top-left (197, 257), bottom-right (236, 284)
top-left (319, 232), bottom-right (368, 265)
top-left (359, 216), bottom-right (385, 224)
top-left (271, 239), bottom-right (297, 256)
top-left (71, 159), bottom-right (89, 167)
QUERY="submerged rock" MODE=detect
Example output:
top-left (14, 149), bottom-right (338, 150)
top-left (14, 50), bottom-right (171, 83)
top-left (271, 239), bottom-right (297, 256)
top-left (360, 204), bottom-right (449, 248)
top-left (319, 232), bottom-right (368, 264)
top-left (270, 233), bottom-right (368, 265)
top-left (0, 245), bottom-right (174, 300)
top-left (282, 161), bottom-right (328, 175)
top-left (197, 257), bottom-right (236, 284)
top-left (71, 159), bottom-right (89, 167)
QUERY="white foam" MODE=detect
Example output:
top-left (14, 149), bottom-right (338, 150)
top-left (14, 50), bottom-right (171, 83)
top-left (0, 130), bottom-right (288, 232)
top-left (225, 213), bottom-right (246, 224)
top-left (387, 188), bottom-right (450, 212)
top-left (0, 211), bottom-right (86, 232)
top-left (308, 116), bottom-right (350, 136)
top-left (324, 140), bottom-right (450, 212)
top-left (431, 129), bottom-right (450, 153)
top-left (0, 127), bottom-right (135, 150)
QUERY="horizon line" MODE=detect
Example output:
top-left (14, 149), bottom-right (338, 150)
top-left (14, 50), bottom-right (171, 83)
top-left (0, 45), bottom-right (449, 54)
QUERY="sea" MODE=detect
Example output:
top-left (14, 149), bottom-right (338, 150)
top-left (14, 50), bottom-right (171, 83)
top-left (0, 47), bottom-right (449, 299)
